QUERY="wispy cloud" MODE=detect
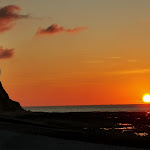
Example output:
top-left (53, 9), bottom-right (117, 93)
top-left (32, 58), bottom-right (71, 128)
top-left (36, 24), bottom-right (88, 36)
top-left (0, 5), bottom-right (29, 33)
top-left (48, 84), bottom-right (78, 87)
top-left (81, 60), bottom-right (104, 64)
top-left (104, 57), bottom-right (120, 59)
top-left (111, 69), bottom-right (150, 75)
top-left (0, 47), bottom-right (14, 59)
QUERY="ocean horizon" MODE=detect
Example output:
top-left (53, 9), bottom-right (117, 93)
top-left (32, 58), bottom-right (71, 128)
top-left (24, 104), bottom-right (150, 113)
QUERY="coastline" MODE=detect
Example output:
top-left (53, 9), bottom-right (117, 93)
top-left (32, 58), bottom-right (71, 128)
top-left (0, 111), bottom-right (150, 149)
top-left (23, 104), bottom-right (150, 113)
top-left (0, 127), bottom-right (146, 150)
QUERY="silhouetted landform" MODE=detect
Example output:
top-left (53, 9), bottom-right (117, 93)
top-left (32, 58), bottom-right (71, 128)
top-left (0, 82), bottom-right (23, 112)
top-left (1, 111), bottom-right (150, 149)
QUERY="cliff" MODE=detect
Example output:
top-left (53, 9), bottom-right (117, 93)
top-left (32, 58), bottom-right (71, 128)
top-left (0, 82), bottom-right (23, 112)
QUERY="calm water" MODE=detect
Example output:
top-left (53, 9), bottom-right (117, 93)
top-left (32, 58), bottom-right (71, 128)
top-left (24, 104), bottom-right (150, 113)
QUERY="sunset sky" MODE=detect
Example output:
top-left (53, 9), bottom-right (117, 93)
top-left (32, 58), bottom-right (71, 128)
top-left (1, 0), bottom-right (150, 106)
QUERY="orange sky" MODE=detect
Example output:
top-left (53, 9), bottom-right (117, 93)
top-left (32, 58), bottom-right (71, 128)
top-left (1, 0), bottom-right (150, 106)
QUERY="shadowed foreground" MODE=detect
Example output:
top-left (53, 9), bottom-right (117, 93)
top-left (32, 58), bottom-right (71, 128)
top-left (0, 111), bottom-right (150, 149)
top-left (0, 128), bottom-right (146, 150)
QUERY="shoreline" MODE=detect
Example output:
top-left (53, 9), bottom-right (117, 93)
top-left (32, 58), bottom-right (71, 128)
top-left (0, 111), bottom-right (150, 149)
top-left (0, 127), bottom-right (146, 150)
top-left (23, 104), bottom-right (150, 113)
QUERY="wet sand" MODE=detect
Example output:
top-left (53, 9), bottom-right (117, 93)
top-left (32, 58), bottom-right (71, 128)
top-left (0, 128), bottom-right (147, 150)
top-left (0, 111), bottom-right (150, 149)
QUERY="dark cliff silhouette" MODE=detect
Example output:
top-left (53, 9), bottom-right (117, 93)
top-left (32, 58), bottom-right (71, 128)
top-left (0, 81), bottom-right (23, 112)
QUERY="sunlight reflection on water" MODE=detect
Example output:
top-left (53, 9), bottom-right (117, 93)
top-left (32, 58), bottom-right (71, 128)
top-left (134, 132), bottom-right (148, 137)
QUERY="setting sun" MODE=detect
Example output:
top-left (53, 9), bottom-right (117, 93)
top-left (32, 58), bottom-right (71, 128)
top-left (143, 94), bottom-right (150, 103)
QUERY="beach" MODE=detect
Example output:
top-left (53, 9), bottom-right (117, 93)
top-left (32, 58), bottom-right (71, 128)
top-left (0, 111), bottom-right (150, 149)
top-left (0, 127), bottom-right (146, 150)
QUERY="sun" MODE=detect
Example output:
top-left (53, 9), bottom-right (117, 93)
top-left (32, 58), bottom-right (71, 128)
top-left (143, 94), bottom-right (150, 103)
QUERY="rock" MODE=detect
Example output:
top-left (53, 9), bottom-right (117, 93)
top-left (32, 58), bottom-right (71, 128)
top-left (0, 82), bottom-right (23, 112)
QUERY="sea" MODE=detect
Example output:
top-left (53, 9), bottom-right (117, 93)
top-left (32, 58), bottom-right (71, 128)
top-left (24, 104), bottom-right (150, 113)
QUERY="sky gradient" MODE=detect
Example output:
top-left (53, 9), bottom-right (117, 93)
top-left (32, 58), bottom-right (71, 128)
top-left (1, 0), bottom-right (150, 106)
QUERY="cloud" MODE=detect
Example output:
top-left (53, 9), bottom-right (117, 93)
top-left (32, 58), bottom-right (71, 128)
top-left (0, 47), bottom-right (14, 59)
top-left (104, 57), bottom-right (120, 59)
top-left (36, 24), bottom-right (88, 36)
top-left (119, 69), bottom-right (150, 75)
top-left (0, 5), bottom-right (29, 33)
top-left (81, 60), bottom-right (104, 64)
top-left (110, 69), bottom-right (150, 75)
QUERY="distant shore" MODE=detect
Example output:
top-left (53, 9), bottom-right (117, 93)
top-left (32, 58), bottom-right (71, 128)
top-left (23, 104), bottom-right (150, 113)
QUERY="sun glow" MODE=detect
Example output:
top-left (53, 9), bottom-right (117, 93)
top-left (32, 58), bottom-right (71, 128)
top-left (143, 94), bottom-right (150, 103)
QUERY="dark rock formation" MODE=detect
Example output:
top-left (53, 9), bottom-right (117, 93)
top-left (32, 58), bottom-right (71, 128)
top-left (0, 82), bottom-right (23, 112)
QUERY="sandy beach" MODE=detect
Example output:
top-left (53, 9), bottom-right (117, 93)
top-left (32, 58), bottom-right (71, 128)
top-left (0, 128), bottom-right (147, 150)
top-left (0, 112), bottom-right (149, 150)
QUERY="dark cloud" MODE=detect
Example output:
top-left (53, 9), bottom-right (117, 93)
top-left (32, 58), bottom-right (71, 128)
top-left (0, 5), bottom-right (29, 33)
top-left (0, 47), bottom-right (14, 59)
top-left (36, 24), bottom-right (88, 36)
